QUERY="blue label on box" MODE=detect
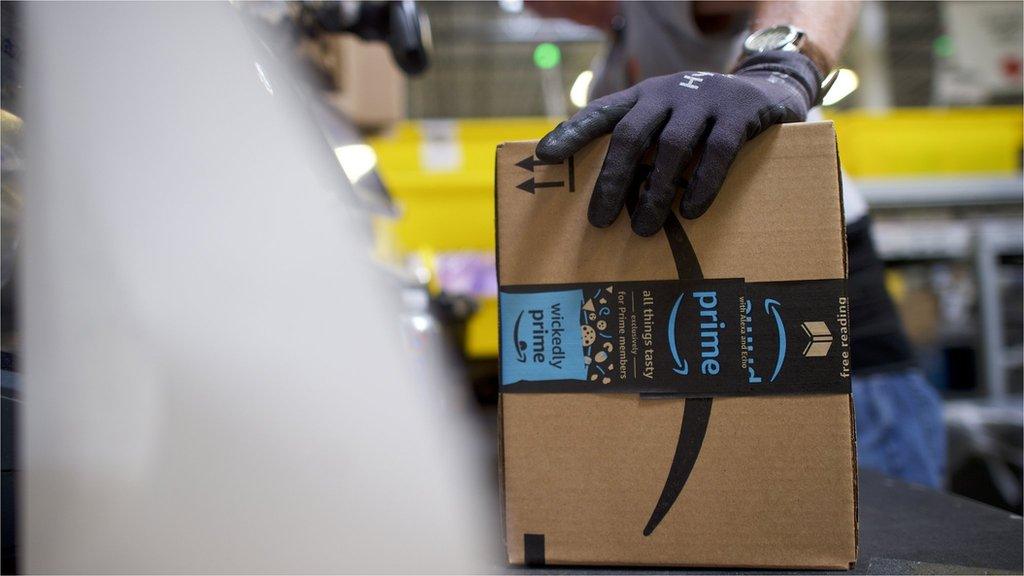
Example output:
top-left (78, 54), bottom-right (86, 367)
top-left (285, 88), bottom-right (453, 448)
top-left (500, 289), bottom-right (588, 385)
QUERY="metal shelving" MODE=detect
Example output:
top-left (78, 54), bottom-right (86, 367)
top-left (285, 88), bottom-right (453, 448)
top-left (858, 175), bottom-right (1024, 209)
top-left (866, 174), bottom-right (1023, 401)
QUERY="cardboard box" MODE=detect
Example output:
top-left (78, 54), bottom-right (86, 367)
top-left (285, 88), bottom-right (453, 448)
top-left (307, 35), bottom-right (406, 130)
top-left (495, 122), bottom-right (857, 569)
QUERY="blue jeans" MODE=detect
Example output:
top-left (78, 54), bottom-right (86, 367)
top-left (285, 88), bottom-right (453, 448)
top-left (853, 369), bottom-right (946, 488)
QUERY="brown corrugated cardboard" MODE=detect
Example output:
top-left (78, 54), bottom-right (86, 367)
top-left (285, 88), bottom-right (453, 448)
top-left (496, 122), bottom-right (857, 569)
top-left (306, 35), bottom-right (406, 130)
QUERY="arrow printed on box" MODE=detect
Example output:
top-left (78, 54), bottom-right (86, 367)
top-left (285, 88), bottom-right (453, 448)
top-left (516, 154), bottom-right (575, 193)
top-left (516, 178), bottom-right (564, 194)
top-left (515, 156), bottom-right (562, 171)
top-left (642, 207), bottom-right (709, 538)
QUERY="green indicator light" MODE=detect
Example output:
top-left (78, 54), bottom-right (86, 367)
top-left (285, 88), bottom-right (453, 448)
top-left (533, 43), bottom-right (561, 70)
top-left (933, 35), bottom-right (954, 58)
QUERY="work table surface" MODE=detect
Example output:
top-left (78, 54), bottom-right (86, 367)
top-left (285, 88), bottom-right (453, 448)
top-left (506, 469), bottom-right (1023, 575)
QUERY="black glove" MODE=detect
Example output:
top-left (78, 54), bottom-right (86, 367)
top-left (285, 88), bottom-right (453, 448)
top-left (536, 50), bottom-right (823, 236)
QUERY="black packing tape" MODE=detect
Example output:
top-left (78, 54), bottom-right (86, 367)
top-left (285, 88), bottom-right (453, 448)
top-left (524, 533), bottom-right (545, 566)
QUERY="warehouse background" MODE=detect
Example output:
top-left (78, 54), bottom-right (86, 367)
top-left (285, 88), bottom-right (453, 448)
top-left (407, 1), bottom-right (1018, 115)
top-left (1, 1), bottom-right (1022, 572)
top-left (379, 0), bottom-right (1024, 515)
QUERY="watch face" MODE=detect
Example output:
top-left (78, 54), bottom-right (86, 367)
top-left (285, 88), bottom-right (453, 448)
top-left (745, 25), bottom-right (800, 52)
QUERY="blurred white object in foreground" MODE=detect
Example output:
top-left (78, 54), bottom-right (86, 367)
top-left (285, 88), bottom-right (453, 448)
top-left (22, 2), bottom-right (491, 572)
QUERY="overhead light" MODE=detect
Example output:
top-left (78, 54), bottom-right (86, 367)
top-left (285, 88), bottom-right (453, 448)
top-left (333, 144), bottom-right (378, 183)
top-left (822, 68), bottom-right (859, 106)
top-left (570, 70), bottom-right (594, 108)
top-left (498, 0), bottom-right (524, 13)
top-left (409, 314), bottom-right (431, 333)
top-left (533, 43), bottom-right (561, 70)
top-left (933, 35), bottom-right (955, 59)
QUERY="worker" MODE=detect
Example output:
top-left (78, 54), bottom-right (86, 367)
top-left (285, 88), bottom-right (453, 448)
top-left (530, 1), bottom-right (946, 488)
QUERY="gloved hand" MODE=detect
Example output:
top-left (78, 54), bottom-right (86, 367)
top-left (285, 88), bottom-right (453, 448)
top-left (536, 50), bottom-right (823, 236)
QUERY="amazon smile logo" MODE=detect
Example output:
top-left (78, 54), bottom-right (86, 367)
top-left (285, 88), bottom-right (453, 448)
top-left (743, 298), bottom-right (788, 385)
top-left (642, 206), bottom-right (707, 538)
top-left (512, 311), bottom-right (528, 362)
top-left (667, 294), bottom-right (689, 375)
top-left (763, 299), bottom-right (787, 382)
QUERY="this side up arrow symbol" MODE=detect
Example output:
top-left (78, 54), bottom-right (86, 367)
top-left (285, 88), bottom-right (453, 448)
top-left (516, 155), bottom-right (564, 172)
top-left (514, 154), bottom-right (576, 193)
top-left (516, 178), bottom-right (564, 194)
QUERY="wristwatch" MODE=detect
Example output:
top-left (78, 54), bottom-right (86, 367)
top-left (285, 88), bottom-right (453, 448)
top-left (742, 24), bottom-right (837, 103)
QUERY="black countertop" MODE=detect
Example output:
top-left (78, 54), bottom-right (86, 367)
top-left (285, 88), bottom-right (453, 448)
top-left (507, 469), bottom-right (1023, 575)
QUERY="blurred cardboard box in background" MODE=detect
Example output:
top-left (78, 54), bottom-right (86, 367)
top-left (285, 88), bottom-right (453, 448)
top-left (304, 34), bottom-right (406, 131)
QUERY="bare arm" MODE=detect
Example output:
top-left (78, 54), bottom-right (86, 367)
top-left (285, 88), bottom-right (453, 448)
top-left (748, 1), bottom-right (861, 72)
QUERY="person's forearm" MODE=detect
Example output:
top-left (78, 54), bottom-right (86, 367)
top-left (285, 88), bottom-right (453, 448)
top-left (750, 1), bottom-right (861, 72)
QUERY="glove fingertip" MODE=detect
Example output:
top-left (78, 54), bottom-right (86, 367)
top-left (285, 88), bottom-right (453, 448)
top-left (679, 189), bottom-right (712, 219)
top-left (679, 201), bottom-right (710, 220)
top-left (588, 212), bottom-right (616, 229)
top-left (631, 217), bottom-right (662, 237)
top-left (534, 144), bottom-right (566, 162)
top-left (535, 133), bottom-right (572, 162)
top-left (629, 203), bottom-right (666, 237)
top-left (587, 204), bottom-right (618, 229)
